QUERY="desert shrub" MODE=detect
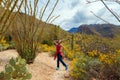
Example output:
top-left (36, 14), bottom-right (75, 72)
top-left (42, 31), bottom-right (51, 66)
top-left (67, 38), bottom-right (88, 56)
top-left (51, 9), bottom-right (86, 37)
top-left (75, 34), bottom-right (117, 54)
top-left (99, 53), bottom-right (117, 65)
top-left (0, 57), bottom-right (32, 80)
top-left (40, 44), bottom-right (55, 52)
top-left (0, 37), bottom-right (10, 51)
top-left (88, 50), bottom-right (100, 57)
top-left (62, 44), bottom-right (79, 59)
top-left (4, 34), bottom-right (12, 43)
top-left (38, 44), bottom-right (56, 56)
top-left (69, 50), bottom-right (120, 80)
top-left (42, 40), bottom-right (53, 46)
top-left (97, 50), bottom-right (120, 80)
top-left (9, 0), bottom-right (59, 64)
top-left (17, 46), bottom-right (36, 64)
top-left (7, 41), bottom-right (15, 49)
top-left (88, 59), bottom-right (102, 79)
top-left (67, 50), bottom-right (81, 60)
top-left (70, 53), bottom-right (101, 80)
top-left (70, 53), bottom-right (90, 80)
top-left (99, 64), bottom-right (120, 80)
top-left (67, 50), bottom-right (74, 60)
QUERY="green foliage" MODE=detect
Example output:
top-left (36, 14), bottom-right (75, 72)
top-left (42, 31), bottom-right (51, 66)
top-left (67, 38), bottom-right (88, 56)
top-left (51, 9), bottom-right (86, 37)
top-left (42, 40), bottom-right (53, 46)
top-left (74, 34), bottom-right (119, 54)
top-left (99, 63), bottom-right (120, 80)
top-left (7, 41), bottom-right (15, 49)
top-left (0, 57), bottom-right (32, 80)
top-left (88, 59), bottom-right (102, 79)
top-left (70, 53), bottom-right (90, 80)
top-left (18, 47), bottom-right (36, 64)
top-left (0, 37), bottom-right (10, 51)
top-left (97, 51), bottom-right (120, 80)
top-left (71, 34), bottom-right (74, 50)
top-left (70, 50), bottom-right (120, 80)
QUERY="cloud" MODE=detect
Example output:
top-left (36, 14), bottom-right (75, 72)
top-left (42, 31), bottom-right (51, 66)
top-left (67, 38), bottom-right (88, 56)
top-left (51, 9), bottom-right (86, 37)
top-left (72, 11), bottom-right (87, 24)
top-left (36, 0), bottom-right (120, 30)
top-left (70, 0), bottom-right (80, 9)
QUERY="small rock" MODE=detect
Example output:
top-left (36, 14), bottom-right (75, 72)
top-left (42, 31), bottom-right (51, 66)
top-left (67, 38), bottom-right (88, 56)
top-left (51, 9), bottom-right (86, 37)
top-left (64, 73), bottom-right (69, 78)
top-left (90, 77), bottom-right (96, 80)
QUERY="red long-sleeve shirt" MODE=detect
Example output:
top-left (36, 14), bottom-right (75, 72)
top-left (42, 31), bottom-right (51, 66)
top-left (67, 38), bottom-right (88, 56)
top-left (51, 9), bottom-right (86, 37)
top-left (54, 44), bottom-right (63, 60)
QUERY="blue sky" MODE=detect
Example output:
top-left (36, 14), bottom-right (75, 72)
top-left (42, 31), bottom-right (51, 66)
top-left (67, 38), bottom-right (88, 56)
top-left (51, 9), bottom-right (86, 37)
top-left (37, 0), bottom-right (120, 30)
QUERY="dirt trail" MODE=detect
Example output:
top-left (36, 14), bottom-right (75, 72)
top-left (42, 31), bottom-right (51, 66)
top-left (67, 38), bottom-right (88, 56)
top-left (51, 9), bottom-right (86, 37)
top-left (0, 50), bottom-right (70, 80)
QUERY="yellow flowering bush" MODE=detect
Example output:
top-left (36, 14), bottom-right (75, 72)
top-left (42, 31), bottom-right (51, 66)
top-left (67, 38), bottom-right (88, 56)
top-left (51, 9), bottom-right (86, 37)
top-left (69, 50), bottom-right (120, 80)
top-left (97, 51), bottom-right (120, 80)
top-left (0, 37), bottom-right (10, 51)
top-left (116, 49), bottom-right (120, 56)
top-left (99, 53), bottom-right (117, 65)
top-left (88, 50), bottom-right (100, 57)
top-left (74, 44), bottom-right (81, 52)
top-left (67, 50), bottom-right (74, 60)
top-left (70, 53), bottom-right (90, 80)
top-left (38, 44), bottom-right (55, 52)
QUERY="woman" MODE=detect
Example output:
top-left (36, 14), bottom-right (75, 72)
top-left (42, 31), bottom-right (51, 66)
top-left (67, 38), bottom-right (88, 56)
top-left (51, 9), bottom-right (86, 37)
top-left (54, 39), bottom-right (68, 70)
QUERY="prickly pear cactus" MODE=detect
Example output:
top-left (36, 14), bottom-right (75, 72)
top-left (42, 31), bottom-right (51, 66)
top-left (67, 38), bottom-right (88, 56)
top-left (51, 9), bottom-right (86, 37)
top-left (0, 57), bottom-right (32, 80)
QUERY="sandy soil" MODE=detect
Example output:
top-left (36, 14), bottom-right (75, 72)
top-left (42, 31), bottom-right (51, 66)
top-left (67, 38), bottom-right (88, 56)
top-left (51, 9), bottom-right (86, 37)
top-left (0, 49), bottom-right (70, 80)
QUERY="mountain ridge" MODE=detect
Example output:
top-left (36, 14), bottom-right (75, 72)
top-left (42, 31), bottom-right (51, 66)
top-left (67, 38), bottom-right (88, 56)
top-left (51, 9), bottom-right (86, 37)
top-left (68, 24), bottom-right (120, 38)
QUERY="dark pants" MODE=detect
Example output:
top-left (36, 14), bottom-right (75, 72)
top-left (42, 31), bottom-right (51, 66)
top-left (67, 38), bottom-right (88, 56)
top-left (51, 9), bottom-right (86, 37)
top-left (57, 54), bottom-right (67, 68)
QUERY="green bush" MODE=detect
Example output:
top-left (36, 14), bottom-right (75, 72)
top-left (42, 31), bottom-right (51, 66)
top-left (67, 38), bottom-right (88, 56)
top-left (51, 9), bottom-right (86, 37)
top-left (88, 59), bottom-right (102, 79)
top-left (18, 47), bottom-right (36, 64)
top-left (42, 40), bottom-right (53, 46)
top-left (70, 53), bottom-right (90, 80)
top-left (0, 57), bottom-right (32, 80)
top-left (0, 37), bottom-right (10, 51)
top-left (70, 52), bottom-right (120, 80)
top-left (98, 54), bottom-right (120, 80)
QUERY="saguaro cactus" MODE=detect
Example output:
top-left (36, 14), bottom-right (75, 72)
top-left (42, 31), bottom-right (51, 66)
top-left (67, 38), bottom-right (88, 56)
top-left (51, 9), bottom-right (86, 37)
top-left (71, 34), bottom-right (74, 50)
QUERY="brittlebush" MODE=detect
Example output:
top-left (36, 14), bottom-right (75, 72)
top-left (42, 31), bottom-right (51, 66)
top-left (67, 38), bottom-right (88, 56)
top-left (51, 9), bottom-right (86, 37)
top-left (0, 37), bottom-right (10, 51)
top-left (70, 53), bottom-right (90, 80)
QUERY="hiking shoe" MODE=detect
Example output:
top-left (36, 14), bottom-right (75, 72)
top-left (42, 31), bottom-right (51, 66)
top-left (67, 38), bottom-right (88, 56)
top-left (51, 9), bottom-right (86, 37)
top-left (56, 67), bottom-right (59, 70)
top-left (65, 65), bottom-right (68, 70)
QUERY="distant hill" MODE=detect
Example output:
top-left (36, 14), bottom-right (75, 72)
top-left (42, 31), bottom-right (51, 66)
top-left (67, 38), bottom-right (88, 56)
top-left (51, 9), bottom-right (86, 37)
top-left (68, 24), bottom-right (120, 38)
top-left (68, 28), bottom-right (78, 33)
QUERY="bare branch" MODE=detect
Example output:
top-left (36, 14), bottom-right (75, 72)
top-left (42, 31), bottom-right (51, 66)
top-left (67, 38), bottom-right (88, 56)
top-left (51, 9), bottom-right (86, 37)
top-left (3, 0), bottom-right (24, 34)
top-left (86, 0), bottom-right (100, 4)
top-left (40, 0), bottom-right (50, 20)
top-left (50, 15), bottom-right (60, 23)
top-left (37, 0), bottom-right (59, 42)
top-left (90, 11), bottom-right (111, 24)
top-left (111, 9), bottom-right (120, 19)
top-left (87, 0), bottom-right (120, 23)
top-left (0, 0), bottom-right (24, 36)
top-left (46, 0), bottom-right (59, 23)
top-left (101, 0), bottom-right (120, 22)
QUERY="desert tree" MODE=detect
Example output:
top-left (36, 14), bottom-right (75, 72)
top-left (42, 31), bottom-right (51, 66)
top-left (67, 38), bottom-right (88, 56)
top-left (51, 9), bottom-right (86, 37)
top-left (0, 0), bottom-right (24, 38)
top-left (10, 0), bottom-right (59, 64)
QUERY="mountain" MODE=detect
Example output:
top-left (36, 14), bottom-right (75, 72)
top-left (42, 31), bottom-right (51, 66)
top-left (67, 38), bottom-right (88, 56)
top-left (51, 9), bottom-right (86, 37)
top-left (68, 24), bottom-right (120, 38)
top-left (68, 28), bottom-right (78, 33)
